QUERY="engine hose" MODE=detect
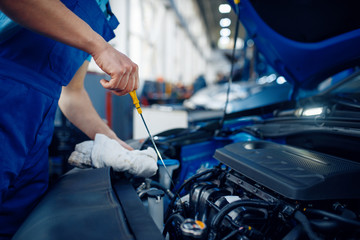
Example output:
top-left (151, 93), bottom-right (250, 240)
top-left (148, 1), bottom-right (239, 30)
top-left (305, 208), bottom-right (360, 228)
top-left (294, 211), bottom-right (322, 240)
top-left (165, 167), bottom-right (220, 221)
top-left (162, 213), bottom-right (185, 238)
top-left (282, 224), bottom-right (303, 240)
top-left (309, 219), bottom-right (340, 233)
top-left (217, 225), bottom-right (265, 240)
top-left (222, 229), bottom-right (240, 240)
top-left (176, 167), bottom-right (220, 195)
top-left (150, 180), bottom-right (175, 199)
top-left (209, 200), bottom-right (272, 240)
top-left (138, 187), bottom-right (158, 200)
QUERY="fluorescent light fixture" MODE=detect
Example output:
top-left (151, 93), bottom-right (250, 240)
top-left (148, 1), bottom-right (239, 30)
top-left (218, 36), bottom-right (230, 49)
top-left (258, 74), bottom-right (277, 84)
top-left (219, 4), bottom-right (231, 13)
top-left (258, 76), bottom-right (266, 85)
top-left (246, 39), bottom-right (254, 47)
top-left (268, 74), bottom-right (277, 82)
top-left (276, 76), bottom-right (286, 84)
top-left (220, 28), bottom-right (231, 37)
top-left (235, 37), bottom-right (244, 49)
top-left (302, 107), bottom-right (323, 116)
top-left (220, 18), bottom-right (231, 27)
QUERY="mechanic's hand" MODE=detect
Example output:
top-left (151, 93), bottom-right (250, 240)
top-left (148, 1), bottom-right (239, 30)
top-left (116, 138), bottom-right (133, 151)
top-left (92, 42), bottom-right (139, 96)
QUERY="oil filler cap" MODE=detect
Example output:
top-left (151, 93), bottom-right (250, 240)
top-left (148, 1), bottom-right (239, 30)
top-left (180, 219), bottom-right (206, 239)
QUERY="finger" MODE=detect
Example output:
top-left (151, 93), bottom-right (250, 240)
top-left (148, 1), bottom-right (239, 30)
top-left (116, 70), bottom-right (130, 90)
top-left (111, 89), bottom-right (127, 96)
top-left (130, 63), bottom-right (139, 90)
top-left (112, 69), bottom-right (125, 88)
top-left (129, 73), bottom-right (136, 91)
top-left (134, 70), bottom-right (140, 90)
top-left (122, 71), bottom-right (135, 93)
top-left (117, 70), bottom-right (136, 95)
top-left (101, 79), bottom-right (127, 96)
top-left (125, 74), bottom-right (136, 94)
top-left (100, 79), bottom-right (111, 89)
top-left (116, 138), bottom-right (134, 150)
top-left (126, 65), bottom-right (138, 92)
top-left (121, 142), bottom-right (134, 151)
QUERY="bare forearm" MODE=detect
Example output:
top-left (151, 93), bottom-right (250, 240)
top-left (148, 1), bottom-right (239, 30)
top-left (0, 0), bottom-right (107, 55)
top-left (59, 88), bottom-right (116, 140)
top-left (58, 61), bottom-right (133, 150)
top-left (59, 88), bottom-right (133, 150)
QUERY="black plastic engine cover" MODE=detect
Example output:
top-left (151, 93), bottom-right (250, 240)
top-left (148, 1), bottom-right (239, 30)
top-left (214, 141), bottom-right (360, 201)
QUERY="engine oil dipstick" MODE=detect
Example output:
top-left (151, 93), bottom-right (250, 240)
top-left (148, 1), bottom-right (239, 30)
top-left (129, 90), bottom-right (178, 191)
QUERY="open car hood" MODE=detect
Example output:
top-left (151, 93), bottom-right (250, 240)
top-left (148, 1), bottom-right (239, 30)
top-left (229, 0), bottom-right (360, 89)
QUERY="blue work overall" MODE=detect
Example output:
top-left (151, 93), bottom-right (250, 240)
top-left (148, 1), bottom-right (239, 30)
top-left (0, 0), bottom-right (119, 238)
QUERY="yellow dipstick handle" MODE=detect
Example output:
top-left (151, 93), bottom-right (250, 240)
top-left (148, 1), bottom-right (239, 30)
top-left (234, 0), bottom-right (240, 4)
top-left (129, 90), bottom-right (142, 114)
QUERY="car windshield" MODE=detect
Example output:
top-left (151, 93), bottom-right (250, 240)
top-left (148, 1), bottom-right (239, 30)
top-left (321, 72), bottom-right (360, 109)
top-left (330, 72), bottom-right (360, 96)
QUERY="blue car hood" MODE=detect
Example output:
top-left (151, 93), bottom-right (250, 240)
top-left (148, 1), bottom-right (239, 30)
top-left (230, 0), bottom-right (360, 89)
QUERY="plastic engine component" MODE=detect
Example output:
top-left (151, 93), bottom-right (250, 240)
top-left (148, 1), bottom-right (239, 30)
top-left (214, 141), bottom-right (360, 200)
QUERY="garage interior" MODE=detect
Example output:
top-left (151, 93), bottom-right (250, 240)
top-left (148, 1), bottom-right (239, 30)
top-left (4, 0), bottom-right (360, 239)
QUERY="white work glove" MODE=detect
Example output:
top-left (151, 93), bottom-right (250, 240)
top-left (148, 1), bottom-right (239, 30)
top-left (68, 134), bottom-right (158, 178)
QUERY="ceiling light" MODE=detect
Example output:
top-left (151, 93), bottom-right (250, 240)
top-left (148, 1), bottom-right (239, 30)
top-left (220, 18), bottom-right (231, 27)
top-left (246, 39), bottom-right (254, 47)
top-left (220, 28), bottom-right (231, 37)
top-left (218, 36), bottom-right (230, 49)
top-left (276, 76), bottom-right (286, 84)
top-left (235, 38), bottom-right (244, 49)
top-left (219, 4), bottom-right (231, 14)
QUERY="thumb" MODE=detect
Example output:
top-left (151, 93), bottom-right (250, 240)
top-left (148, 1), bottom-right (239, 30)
top-left (100, 79), bottom-right (110, 89)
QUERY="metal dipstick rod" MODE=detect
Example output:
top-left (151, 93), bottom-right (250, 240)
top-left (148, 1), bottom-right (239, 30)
top-left (129, 90), bottom-right (178, 191)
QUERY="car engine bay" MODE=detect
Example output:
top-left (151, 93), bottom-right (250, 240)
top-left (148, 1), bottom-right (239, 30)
top-left (158, 141), bottom-right (360, 239)
top-left (135, 73), bottom-right (360, 239)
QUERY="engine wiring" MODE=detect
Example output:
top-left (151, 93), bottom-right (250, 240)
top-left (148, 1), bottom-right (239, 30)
top-left (164, 165), bottom-right (223, 221)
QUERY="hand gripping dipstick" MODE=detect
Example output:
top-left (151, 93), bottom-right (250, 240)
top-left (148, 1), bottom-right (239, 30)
top-left (129, 90), bottom-right (178, 192)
